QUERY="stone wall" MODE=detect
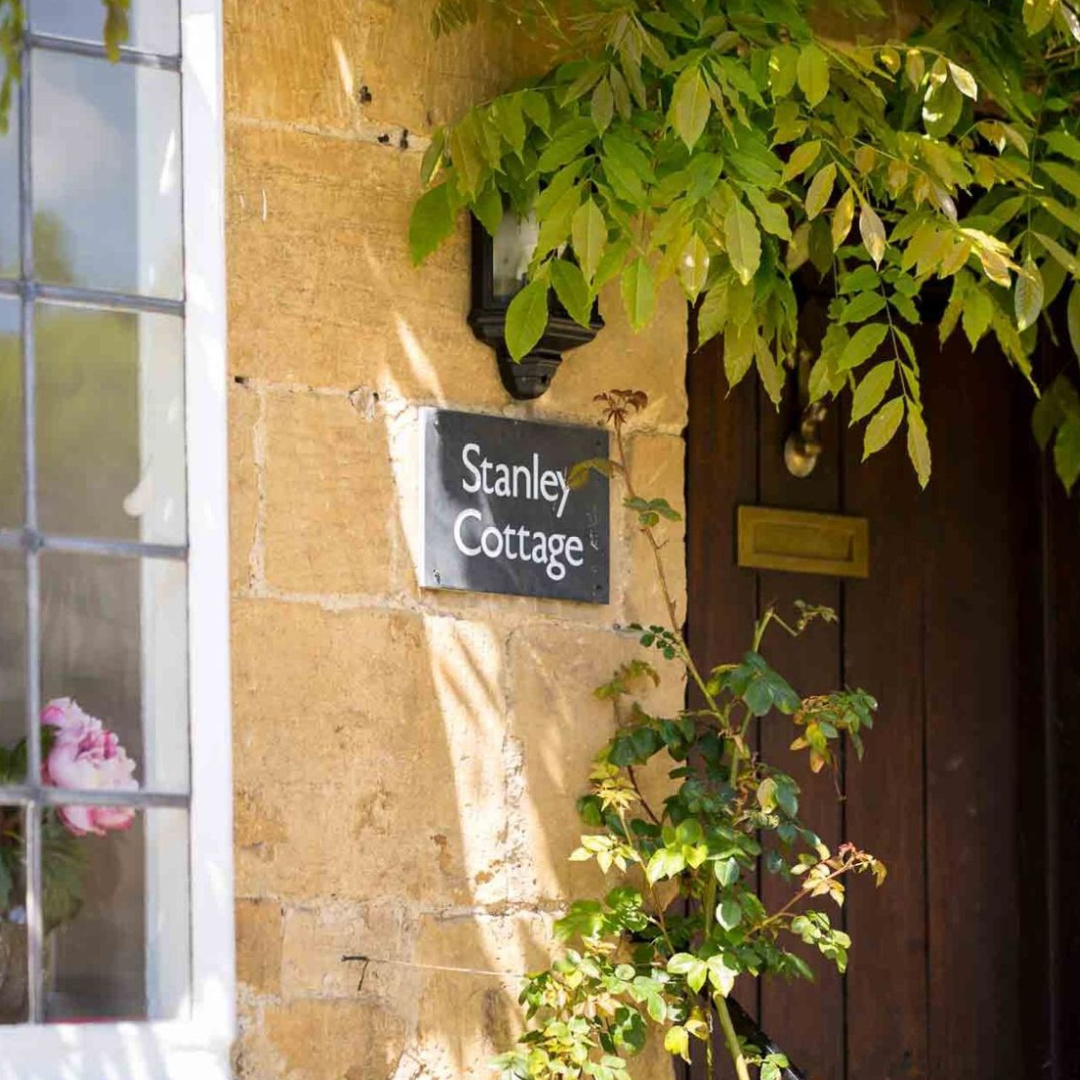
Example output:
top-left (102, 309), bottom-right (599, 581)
top-left (224, 3), bottom-right (687, 1077)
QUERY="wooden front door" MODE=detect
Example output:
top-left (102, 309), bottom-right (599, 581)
top-left (686, 318), bottom-right (1076, 1079)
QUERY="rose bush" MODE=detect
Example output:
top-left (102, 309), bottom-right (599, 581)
top-left (41, 698), bottom-right (138, 837)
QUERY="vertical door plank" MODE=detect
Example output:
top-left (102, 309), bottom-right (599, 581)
top-left (686, 339), bottom-right (760, 1080)
top-left (841, 370), bottom-right (929, 1080)
top-left (921, 338), bottom-right (1023, 1080)
top-left (756, 354), bottom-right (846, 1080)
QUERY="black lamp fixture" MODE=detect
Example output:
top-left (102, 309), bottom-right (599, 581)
top-left (467, 212), bottom-right (604, 401)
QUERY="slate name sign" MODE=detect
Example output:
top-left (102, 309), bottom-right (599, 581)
top-left (421, 408), bottom-right (610, 603)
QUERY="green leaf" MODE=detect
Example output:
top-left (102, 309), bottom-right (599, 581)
top-left (535, 184), bottom-right (582, 261)
top-left (421, 127), bottom-right (446, 185)
top-left (717, 898), bottom-right (743, 930)
top-left (1015, 257), bottom-right (1045, 333)
top-left (1024, 0), bottom-right (1058, 33)
top-left (667, 953), bottom-right (698, 976)
top-left (670, 65), bottom-right (712, 151)
top-left (797, 44), bottom-right (829, 108)
top-left (948, 62), bottom-right (978, 100)
top-left (840, 266), bottom-right (881, 294)
top-left (1034, 232), bottom-right (1080, 278)
top-left (907, 405), bottom-right (933, 487)
top-left (706, 955), bottom-right (737, 997)
top-left (572, 198), bottom-right (607, 284)
top-left (781, 140), bottom-right (821, 182)
top-left (923, 79), bottom-right (963, 138)
top-left (591, 78), bottom-right (614, 135)
top-left (724, 323), bottom-right (755, 387)
top-left (832, 187), bottom-right (855, 249)
top-left (805, 163), bottom-right (837, 221)
top-left (859, 204), bottom-right (887, 267)
top-left (1043, 129), bottom-right (1080, 162)
top-left (851, 362), bottom-right (895, 422)
top-left (521, 90), bottom-right (551, 134)
top-left (473, 181), bottom-right (503, 238)
top-left (756, 337), bottom-right (784, 406)
top-left (770, 44), bottom-right (800, 98)
top-left (551, 259), bottom-right (592, 328)
top-left (505, 278), bottom-right (550, 361)
top-left (621, 257), bottom-right (656, 331)
top-left (838, 323), bottom-right (888, 371)
top-left (863, 397), bottom-right (905, 460)
top-left (839, 291), bottom-right (886, 324)
top-left (963, 286), bottom-right (994, 348)
top-left (678, 233), bottom-right (710, 302)
top-left (1039, 160), bottom-right (1080, 200)
top-left (716, 856), bottom-right (740, 887)
top-left (1068, 284), bottom-right (1080, 363)
top-left (698, 282), bottom-right (728, 346)
top-left (725, 202), bottom-right (762, 285)
top-left (409, 183), bottom-right (456, 265)
top-left (449, 115), bottom-right (488, 197)
top-left (494, 96), bottom-right (526, 157)
top-left (757, 776), bottom-right (779, 811)
top-left (537, 123), bottom-right (596, 173)
top-left (664, 1025), bottom-right (691, 1063)
top-left (745, 187), bottom-right (792, 240)
top-left (1055, 418), bottom-right (1080, 491)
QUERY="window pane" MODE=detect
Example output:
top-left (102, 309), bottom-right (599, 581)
top-left (37, 304), bottom-right (186, 545)
top-left (0, 299), bottom-right (21, 528)
top-left (31, 0), bottom-right (180, 57)
top-left (0, 807), bottom-right (27, 1025)
top-left (0, 110), bottom-right (17, 279)
top-left (40, 553), bottom-right (189, 795)
top-left (41, 806), bottom-right (189, 1022)
top-left (0, 552), bottom-right (26, 784)
top-left (31, 52), bottom-right (182, 299)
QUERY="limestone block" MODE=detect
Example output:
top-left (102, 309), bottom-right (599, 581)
top-left (262, 998), bottom-right (408, 1080)
top-left (623, 433), bottom-right (687, 630)
top-left (227, 123), bottom-right (510, 406)
top-left (229, 383), bottom-right (261, 594)
top-left (232, 598), bottom-right (511, 907)
top-left (224, 0), bottom-right (550, 136)
top-left (236, 898), bottom-right (284, 996)
top-left (506, 625), bottom-right (685, 904)
top-left (262, 391), bottom-right (413, 596)
top-left (281, 901), bottom-right (413, 1001)
top-left (397, 911), bottom-right (550, 1080)
top-left (539, 279), bottom-right (689, 435)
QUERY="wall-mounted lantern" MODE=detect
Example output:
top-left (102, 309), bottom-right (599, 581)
top-left (467, 214), bottom-right (603, 401)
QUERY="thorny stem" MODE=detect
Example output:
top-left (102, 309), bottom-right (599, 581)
top-left (715, 994), bottom-right (753, 1080)
top-left (617, 807), bottom-right (675, 954)
top-left (626, 765), bottom-right (661, 825)
top-left (611, 419), bottom-right (723, 722)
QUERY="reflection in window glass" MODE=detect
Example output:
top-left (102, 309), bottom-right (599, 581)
top-left (32, 52), bottom-right (182, 299)
top-left (0, 552), bottom-right (26, 782)
top-left (31, 0), bottom-right (180, 58)
top-left (0, 807), bottom-right (189, 1024)
top-left (0, 109), bottom-right (17, 279)
top-left (40, 553), bottom-right (189, 795)
top-left (37, 304), bottom-right (186, 545)
top-left (0, 808), bottom-right (26, 1024)
top-left (0, 299), bottom-right (21, 528)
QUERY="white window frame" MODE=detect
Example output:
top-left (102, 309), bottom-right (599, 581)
top-left (0, 0), bottom-right (234, 1075)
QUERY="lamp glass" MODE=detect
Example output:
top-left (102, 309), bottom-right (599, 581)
top-left (491, 212), bottom-right (539, 300)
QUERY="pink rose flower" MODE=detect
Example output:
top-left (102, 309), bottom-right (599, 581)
top-left (41, 698), bottom-right (139, 837)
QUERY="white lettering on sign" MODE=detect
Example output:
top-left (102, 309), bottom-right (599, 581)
top-left (460, 443), bottom-right (571, 517)
top-left (453, 442), bottom-right (584, 582)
